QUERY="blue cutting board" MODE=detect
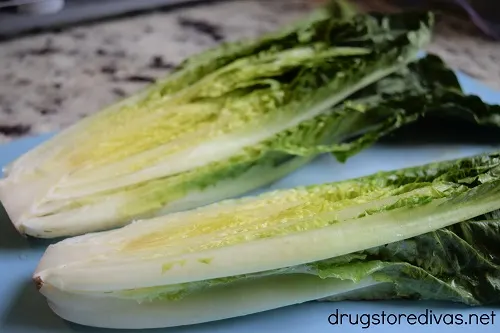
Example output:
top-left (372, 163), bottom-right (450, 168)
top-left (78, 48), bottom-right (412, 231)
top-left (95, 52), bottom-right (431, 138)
top-left (1, 70), bottom-right (500, 333)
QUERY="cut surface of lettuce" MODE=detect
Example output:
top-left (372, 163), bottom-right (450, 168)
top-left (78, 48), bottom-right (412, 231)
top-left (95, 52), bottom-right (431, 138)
top-left (0, 8), bottom-right (433, 238)
top-left (34, 151), bottom-right (500, 328)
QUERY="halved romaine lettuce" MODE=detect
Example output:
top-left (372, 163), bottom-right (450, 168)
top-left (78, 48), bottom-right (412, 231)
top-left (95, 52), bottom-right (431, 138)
top-left (0, 7), bottom-right (434, 238)
top-left (34, 151), bottom-right (500, 328)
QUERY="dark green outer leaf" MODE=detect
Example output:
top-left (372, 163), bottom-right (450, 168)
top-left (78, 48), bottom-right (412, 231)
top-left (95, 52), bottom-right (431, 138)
top-left (302, 52), bottom-right (500, 162)
top-left (267, 54), bottom-right (461, 162)
top-left (319, 216), bottom-right (500, 305)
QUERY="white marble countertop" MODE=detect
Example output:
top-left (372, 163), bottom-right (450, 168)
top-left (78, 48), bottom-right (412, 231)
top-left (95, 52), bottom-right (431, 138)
top-left (0, 0), bottom-right (312, 142)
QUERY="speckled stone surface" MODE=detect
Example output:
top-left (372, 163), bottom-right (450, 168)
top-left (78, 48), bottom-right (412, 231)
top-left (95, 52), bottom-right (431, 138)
top-left (0, 0), bottom-right (499, 143)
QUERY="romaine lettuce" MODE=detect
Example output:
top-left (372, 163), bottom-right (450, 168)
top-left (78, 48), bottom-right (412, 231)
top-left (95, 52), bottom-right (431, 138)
top-left (0, 7), bottom-right (434, 238)
top-left (34, 151), bottom-right (500, 328)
